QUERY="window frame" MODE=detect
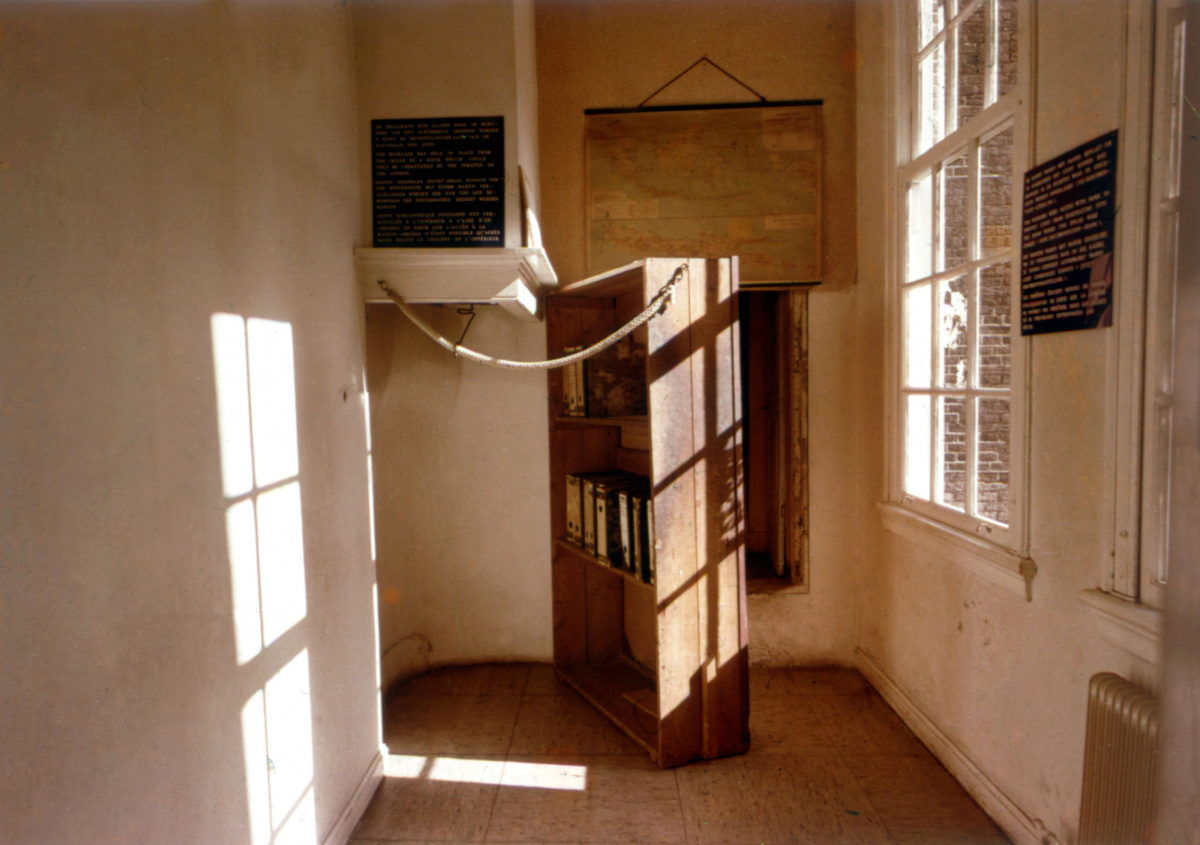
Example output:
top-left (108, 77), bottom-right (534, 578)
top-left (1132, 0), bottom-right (1187, 611)
top-left (1098, 0), bottom-right (1186, 617)
top-left (887, 0), bottom-right (1033, 559)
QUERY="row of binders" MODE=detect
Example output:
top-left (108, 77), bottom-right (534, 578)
top-left (561, 347), bottom-right (588, 416)
top-left (565, 470), bottom-right (655, 585)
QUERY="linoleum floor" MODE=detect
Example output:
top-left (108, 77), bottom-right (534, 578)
top-left (351, 663), bottom-right (1010, 845)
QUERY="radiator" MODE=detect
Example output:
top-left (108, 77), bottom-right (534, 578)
top-left (1078, 672), bottom-right (1160, 845)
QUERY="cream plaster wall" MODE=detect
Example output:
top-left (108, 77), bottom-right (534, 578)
top-left (0, 4), bottom-right (379, 843)
top-left (351, 0), bottom-right (540, 249)
top-left (364, 301), bottom-right (553, 684)
top-left (535, 0), bottom-right (860, 666)
top-left (354, 1), bottom-right (553, 687)
top-left (854, 3), bottom-right (1165, 843)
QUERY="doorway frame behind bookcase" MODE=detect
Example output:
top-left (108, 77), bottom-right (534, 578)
top-left (742, 288), bottom-right (810, 594)
top-left (784, 289), bottom-right (811, 591)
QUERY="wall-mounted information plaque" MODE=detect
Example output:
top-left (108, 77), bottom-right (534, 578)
top-left (372, 116), bottom-right (504, 248)
top-left (585, 102), bottom-right (822, 287)
top-left (1020, 130), bottom-right (1118, 335)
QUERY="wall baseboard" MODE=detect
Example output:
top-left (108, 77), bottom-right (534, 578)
top-left (322, 746), bottom-right (385, 845)
top-left (855, 649), bottom-right (1056, 845)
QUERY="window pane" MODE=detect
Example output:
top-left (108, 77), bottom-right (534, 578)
top-left (940, 153), bottom-right (970, 271)
top-left (996, 0), bottom-right (1018, 99)
top-left (905, 394), bottom-right (933, 500)
top-left (1153, 210), bottom-right (1179, 395)
top-left (920, 0), bottom-right (950, 48)
top-left (1168, 19), bottom-right (1187, 199)
top-left (1150, 401), bottom-right (1173, 585)
top-left (904, 282), bottom-right (933, 388)
top-left (980, 126), bottom-right (1014, 256)
top-left (978, 262), bottom-right (1012, 387)
top-left (908, 173), bottom-right (934, 281)
top-left (938, 395), bottom-right (968, 511)
top-left (977, 397), bottom-right (1010, 524)
top-left (939, 275), bottom-right (969, 388)
top-left (955, 1), bottom-right (989, 129)
top-left (918, 42), bottom-right (947, 153)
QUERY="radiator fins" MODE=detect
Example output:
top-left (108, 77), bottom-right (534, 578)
top-left (1078, 672), bottom-right (1159, 845)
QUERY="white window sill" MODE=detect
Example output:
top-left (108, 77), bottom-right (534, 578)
top-left (1078, 589), bottom-right (1162, 664)
top-left (877, 502), bottom-right (1036, 600)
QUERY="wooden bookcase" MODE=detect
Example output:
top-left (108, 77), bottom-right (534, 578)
top-left (545, 257), bottom-right (750, 768)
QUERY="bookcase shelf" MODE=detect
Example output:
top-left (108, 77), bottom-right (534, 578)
top-left (553, 414), bottom-right (648, 427)
top-left (553, 415), bottom-right (650, 451)
top-left (555, 659), bottom-right (660, 756)
top-left (545, 257), bottom-right (749, 769)
top-left (555, 538), bottom-right (655, 592)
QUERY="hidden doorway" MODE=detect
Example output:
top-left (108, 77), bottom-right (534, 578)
top-left (739, 289), bottom-right (809, 593)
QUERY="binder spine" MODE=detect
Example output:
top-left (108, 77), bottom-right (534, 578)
top-left (567, 471), bottom-right (651, 577)
top-left (564, 348), bottom-right (579, 415)
top-left (595, 483), bottom-right (611, 563)
top-left (574, 358), bottom-right (587, 416)
top-left (565, 474), bottom-right (582, 545)
top-left (618, 490), bottom-right (632, 573)
top-left (643, 498), bottom-right (656, 585)
top-left (631, 494), bottom-right (644, 580)
top-left (582, 478), bottom-right (597, 554)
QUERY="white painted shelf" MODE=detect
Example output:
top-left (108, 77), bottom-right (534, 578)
top-left (355, 247), bottom-right (558, 322)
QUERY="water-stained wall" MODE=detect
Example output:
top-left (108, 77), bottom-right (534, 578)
top-left (854, 3), bottom-right (1166, 842)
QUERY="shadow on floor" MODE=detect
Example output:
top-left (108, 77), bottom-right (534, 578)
top-left (351, 663), bottom-right (1010, 845)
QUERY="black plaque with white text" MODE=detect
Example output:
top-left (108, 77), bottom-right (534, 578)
top-left (1020, 130), bottom-right (1118, 335)
top-left (372, 117), bottom-right (504, 247)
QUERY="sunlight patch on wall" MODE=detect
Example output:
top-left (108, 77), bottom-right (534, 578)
top-left (247, 318), bottom-right (300, 488)
top-left (213, 313), bottom-right (316, 844)
top-left (241, 651), bottom-right (318, 845)
top-left (257, 480), bottom-right (307, 646)
top-left (240, 689), bottom-right (271, 845)
top-left (363, 379), bottom-right (377, 564)
top-left (265, 650), bottom-right (316, 835)
top-left (372, 582), bottom-right (383, 745)
top-left (213, 314), bottom-right (255, 499)
top-left (211, 313), bottom-right (307, 662)
top-left (272, 787), bottom-right (317, 845)
top-left (225, 498), bottom-right (264, 665)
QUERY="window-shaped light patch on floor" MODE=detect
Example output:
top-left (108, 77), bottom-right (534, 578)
top-left (384, 756), bottom-right (587, 791)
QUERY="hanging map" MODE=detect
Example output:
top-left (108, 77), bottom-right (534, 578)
top-left (585, 103), bottom-right (822, 286)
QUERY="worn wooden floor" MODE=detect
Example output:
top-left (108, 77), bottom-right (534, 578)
top-left (351, 663), bottom-right (1010, 845)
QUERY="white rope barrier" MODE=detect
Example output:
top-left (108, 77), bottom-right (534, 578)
top-left (377, 265), bottom-right (685, 370)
